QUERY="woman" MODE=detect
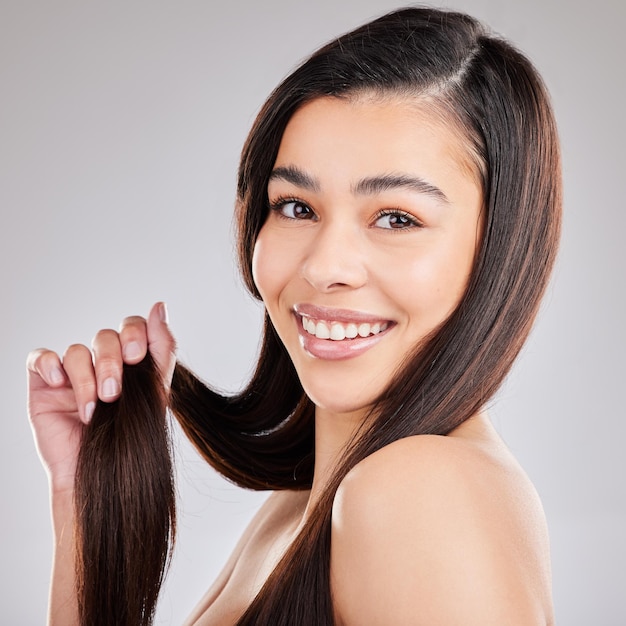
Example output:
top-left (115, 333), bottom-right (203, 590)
top-left (27, 7), bottom-right (561, 625)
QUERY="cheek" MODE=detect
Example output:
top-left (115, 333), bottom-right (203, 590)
top-left (391, 236), bottom-right (477, 324)
top-left (251, 229), bottom-right (272, 302)
top-left (251, 227), bottom-right (293, 306)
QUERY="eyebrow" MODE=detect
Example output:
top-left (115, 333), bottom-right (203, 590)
top-left (269, 166), bottom-right (320, 192)
top-left (352, 174), bottom-right (449, 205)
top-left (269, 166), bottom-right (449, 205)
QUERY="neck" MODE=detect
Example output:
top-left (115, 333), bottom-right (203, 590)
top-left (303, 405), bottom-right (367, 516)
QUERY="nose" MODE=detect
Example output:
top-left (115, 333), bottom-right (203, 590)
top-left (300, 220), bottom-right (368, 292)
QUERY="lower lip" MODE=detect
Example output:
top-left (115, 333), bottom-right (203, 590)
top-left (296, 318), bottom-right (392, 361)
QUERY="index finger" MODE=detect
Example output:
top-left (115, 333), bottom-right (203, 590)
top-left (26, 348), bottom-right (67, 389)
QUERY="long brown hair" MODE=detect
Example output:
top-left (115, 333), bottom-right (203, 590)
top-left (74, 7), bottom-right (561, 624)
top-left (74, 353), bottom-right (175, 626)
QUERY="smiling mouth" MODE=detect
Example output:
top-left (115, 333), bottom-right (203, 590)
top-left (299, 315), bottom-right (390, 341)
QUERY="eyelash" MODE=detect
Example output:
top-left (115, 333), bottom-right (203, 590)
top-left (267, 197), bottom-right (423, 231)
top-left (268, 196), bottom-right (317, 221)
top-left (373, 208), bottom-right (423, 231)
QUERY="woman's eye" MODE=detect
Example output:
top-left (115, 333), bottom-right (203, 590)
top-left (374, 210), bottom-right (421, 230)
top-left (271, 200), bottom-right (316, 220)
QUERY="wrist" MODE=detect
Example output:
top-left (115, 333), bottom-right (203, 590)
top-left (49, 481), bottom-right (75, 516)
top-left (47, 467), bottom-right (76, 498)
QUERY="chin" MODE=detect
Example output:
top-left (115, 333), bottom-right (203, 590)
top-left (299, 377), bottom-right (380, 419)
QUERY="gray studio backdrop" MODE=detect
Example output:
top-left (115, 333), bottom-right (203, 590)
top-left (1, 1), bottom-right (624, 624)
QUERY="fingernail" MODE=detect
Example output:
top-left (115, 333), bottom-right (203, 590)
top-left (49, 367), bottom-right (64, 385)
top-left (124, 341), bottom-right (142, 362)
top-left (85, 401), bottom-right (95, 423)
top-left (159, 302), bottom-right (169, 324)
top-left (101, 377), bottom-right (120, 399)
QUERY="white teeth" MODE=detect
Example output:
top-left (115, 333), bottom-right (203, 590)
top-left (330, 324), bottom-right (346, 340)
top-left (345, 323), bottom-right (358, 339)
top-left (315, 321), bottom-right (330, 339)
top-left (301, 316), bottom-right (390, 340)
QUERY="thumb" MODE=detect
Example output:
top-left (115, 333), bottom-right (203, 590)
top-left (146, 302), bottom-right (177, 388)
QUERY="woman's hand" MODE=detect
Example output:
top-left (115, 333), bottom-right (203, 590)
top-left (26, 302), bottom-right (176, 493)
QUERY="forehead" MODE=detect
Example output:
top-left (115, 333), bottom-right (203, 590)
top-left (273, 95), bottom-right (482, 189)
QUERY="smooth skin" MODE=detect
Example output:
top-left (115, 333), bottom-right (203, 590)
top-left (254, 95), bottom-right (483, 424)
top-left (28, 96), bottom-right (554, 625)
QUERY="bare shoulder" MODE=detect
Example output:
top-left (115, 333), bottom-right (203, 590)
top-left (330, 415), bottom-right (553, 625)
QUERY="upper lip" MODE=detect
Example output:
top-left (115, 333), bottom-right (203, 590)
top-left (293, 303), bottom-right (392, 325)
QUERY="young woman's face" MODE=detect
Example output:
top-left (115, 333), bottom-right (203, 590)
top-left (252, 96), bottom-right (483, 417)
